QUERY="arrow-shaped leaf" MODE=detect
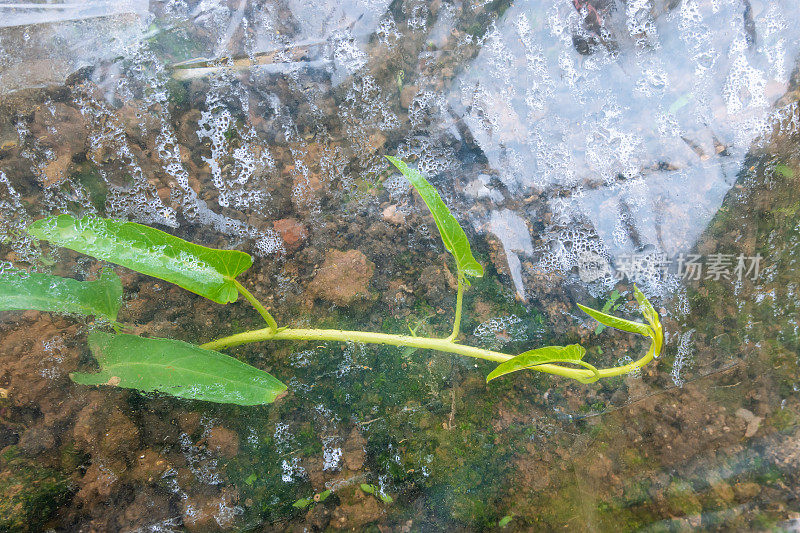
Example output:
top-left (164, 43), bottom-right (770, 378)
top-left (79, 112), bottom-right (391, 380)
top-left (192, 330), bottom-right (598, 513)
top-left (486, 344), bottom-right (599, 384)
top-left (386, 156), bottom-right (483, 278)
top-left (28, 214), bottom-right (252, 304)
top-left (0, 268), bottom-right (122, 322)
top-left (72, 332), bottom-right (287, 405)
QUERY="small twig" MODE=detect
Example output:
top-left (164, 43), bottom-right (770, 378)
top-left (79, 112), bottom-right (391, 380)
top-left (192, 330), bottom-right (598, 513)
top-left (447, 388), bottom-right (457, 430)
top-left (279, 447), bottom-right (302, 459)
top-left (711, 381), bottom-right (742, 389)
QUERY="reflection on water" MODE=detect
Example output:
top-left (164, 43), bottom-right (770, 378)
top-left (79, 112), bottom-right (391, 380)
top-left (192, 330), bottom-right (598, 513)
top-left (0, 0), bottom-right (799, 530)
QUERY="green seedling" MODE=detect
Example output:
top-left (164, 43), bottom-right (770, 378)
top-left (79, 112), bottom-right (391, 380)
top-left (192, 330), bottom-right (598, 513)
top-left (0, 156), bottom-right (662, 406)
top-left (360, 483), bottom-right (393, 503)
top-left (293, 489), bottom-right (331, 509)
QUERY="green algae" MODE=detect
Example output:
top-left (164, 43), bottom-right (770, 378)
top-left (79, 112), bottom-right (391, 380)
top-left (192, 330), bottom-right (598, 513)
top-left (0, 447), bottom-right (71, 532)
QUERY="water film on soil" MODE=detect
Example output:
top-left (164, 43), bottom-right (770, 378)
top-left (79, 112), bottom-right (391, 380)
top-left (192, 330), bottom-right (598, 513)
top-left (1, 0), bottom-right (799, 530)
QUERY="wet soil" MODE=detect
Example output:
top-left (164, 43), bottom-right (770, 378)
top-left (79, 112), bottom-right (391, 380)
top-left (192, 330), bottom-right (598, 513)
top-left (1, 1), bottom-right (800, 531)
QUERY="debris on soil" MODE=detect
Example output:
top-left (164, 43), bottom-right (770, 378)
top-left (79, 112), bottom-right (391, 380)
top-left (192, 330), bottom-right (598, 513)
top-left (307, 249), bottom-right (375, 306)
top-left (273, 218), bottom-right (307, 252)
top-left (343, 428), bottom-right (367, 471)
top-left (205, 426), bottom-right (240, 458)
top-left (382, 204), bottom-right (406, 225)
top-left (735, 408), bottom-right (763, 438)
top-left (181, 487), bottom-right (240, 531)
top-left (330, 489), bottom-right (384, 530)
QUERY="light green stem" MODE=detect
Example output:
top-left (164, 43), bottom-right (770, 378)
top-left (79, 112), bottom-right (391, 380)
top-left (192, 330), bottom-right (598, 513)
top-left (234, 279), bottom-right (278, 333)
top-left (200, 327), bottom-right (656, 382)
top-left (447, 275), bottom-right (464, 342)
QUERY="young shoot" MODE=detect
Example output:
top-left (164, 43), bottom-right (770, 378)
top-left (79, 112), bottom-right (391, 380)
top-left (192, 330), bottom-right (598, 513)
top-left (0, 156), bottom-right (662, 406)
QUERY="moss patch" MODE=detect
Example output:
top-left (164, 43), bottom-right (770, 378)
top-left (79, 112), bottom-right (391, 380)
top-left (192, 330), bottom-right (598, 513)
top-left (0, 446), bottom-right (71, 532)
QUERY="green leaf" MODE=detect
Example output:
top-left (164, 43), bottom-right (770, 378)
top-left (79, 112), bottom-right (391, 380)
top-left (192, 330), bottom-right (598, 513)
top-left (360, 483), bottom-right (392, 503)
top-left (775, 164), bottom-right (794, 179)
top-left (577, 303), bottom-right (652, 337)
top-left (72, 332), bottom-right (287, 405)
top-left (385, 156), bottom-right (483, 278)
top-left (293, 498), bottom-right (312, 509)
top-left (486, 345), bottom-right (599, 384)
top-left (400, 346), bottom-right (418, 359)
top-left (498, 515), bottom-right (514, 528)
top-left (0, 268), bottom-right (122, 322)
top-left (28, 214), bottom-right (252, 304)
top-left (317, 489), bottom-right (331, 502)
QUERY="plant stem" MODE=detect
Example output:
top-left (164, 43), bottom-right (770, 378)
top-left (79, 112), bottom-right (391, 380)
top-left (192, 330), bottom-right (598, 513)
top-left (234, 279), bottom-right (278, 333)
top-left (447, 274), bottom-right (464, 342)
top-left (201, 327), bottom-right (656, 382)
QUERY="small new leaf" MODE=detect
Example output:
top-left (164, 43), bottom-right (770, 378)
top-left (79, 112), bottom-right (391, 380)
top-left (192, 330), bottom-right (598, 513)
top-left (595, 290), bottom-right (621, 334)
top-left (633, 286), bottom-right (663, 358)
top-left (633, 285), bottom-right (658, 328)
top-left (0, 268), bottom-right (122, 322)
top-left (486, 345), bottom-right (600, 384)
top-left (580, 287), bottom-right (664, 361)
top-left (360, 483), bottom-right (392, 503)
top-left (293, 498), bottom-right (312, 509)
top-left (385, 156), bottom-right (483, 278)
top-left (28, 214), bottom-right (252, 304)
top-left (73, 332), bottom-right (287, 405)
